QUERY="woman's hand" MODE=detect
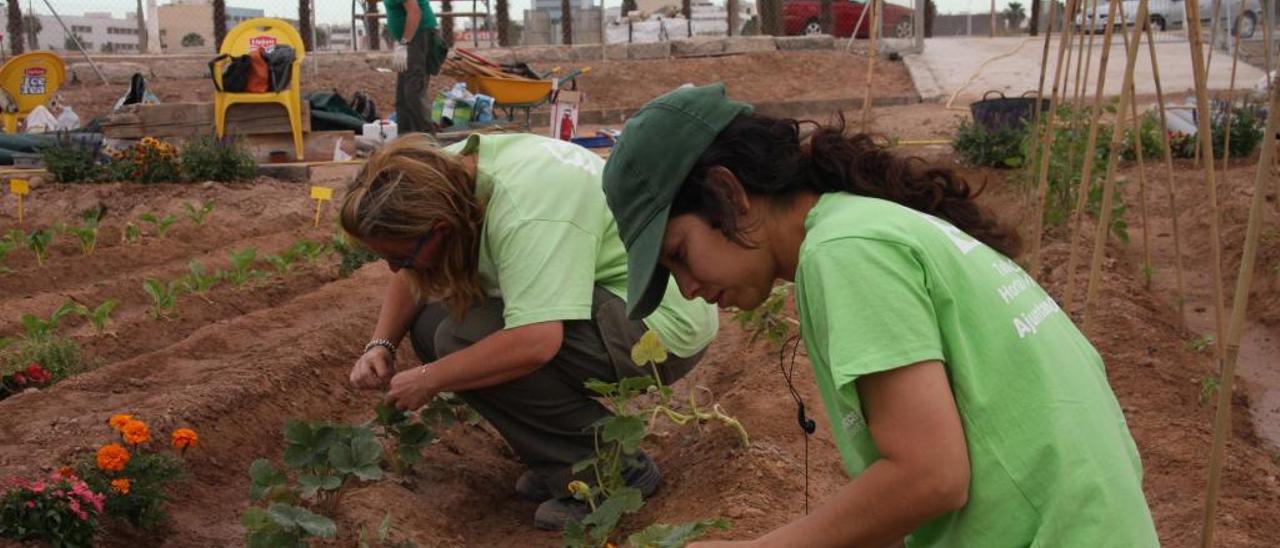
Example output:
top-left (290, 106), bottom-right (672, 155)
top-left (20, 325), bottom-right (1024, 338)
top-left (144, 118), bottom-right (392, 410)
top-left (350, 347), bottom-right (395, 389)
top-left (385, 366), bottom-right (439, 412)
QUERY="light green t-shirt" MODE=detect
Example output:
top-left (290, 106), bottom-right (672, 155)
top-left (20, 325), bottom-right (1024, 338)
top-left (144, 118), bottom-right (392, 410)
top-left (443, 134), bottom-right (717, 358)
top-left (384, 0), bottom-right (438, 40)
top-left (795, 193), bottom-right (1157, 547)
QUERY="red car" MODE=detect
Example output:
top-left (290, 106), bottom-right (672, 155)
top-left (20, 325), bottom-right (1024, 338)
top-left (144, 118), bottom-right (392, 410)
top-left (783, 0), bottom-right (915, 39)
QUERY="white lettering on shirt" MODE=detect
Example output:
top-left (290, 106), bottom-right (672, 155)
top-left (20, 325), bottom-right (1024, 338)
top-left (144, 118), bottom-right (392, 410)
top-left (541, 141), bottom-right (601, 176)
top-left (1012, 296), bottom-right (1062, 339)
top-left (913, 211), bottom-right (981, 255)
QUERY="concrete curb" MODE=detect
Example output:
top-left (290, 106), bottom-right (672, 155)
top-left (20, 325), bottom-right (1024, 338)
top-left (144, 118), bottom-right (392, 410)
top-left (519, 94), bottom-right (920, 127)
top-left (902, 53), bottom-right (944, 103)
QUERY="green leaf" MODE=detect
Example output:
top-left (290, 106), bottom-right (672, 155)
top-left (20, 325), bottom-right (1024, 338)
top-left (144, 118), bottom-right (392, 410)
top-left (282, 445), bottom-right (314, 469)
top-left (241, 505), bottom-right (272, 529)
top-left (351, 431), bottom-right (384, 467)
top-left (618, 375), bottom-right (657, 397)
top-left (626, 519), bottom-right (732, 548)
top-left (266, 503), bottom-right (336, 538)
top-left (397, 444), bottom-right (423, 466)
top-left (398, 423), bottom-right (434, 446)
top-left (378, 511), bottom-right (394, 542)
top-left (297, 474), bottom-right (325, 499)
top-left (283, 420), bottom-right (312, 445)
top-left (602, 415), bottom-right (646, 454)
top-left (571, 456), bottom-right (598, 474)
top-left (582, 487), bottom-right (644, 540)
top-left (353, 464), bottom-right (384, 481)
top-left (561, 519), bottom-right (589, 548)
top-left (585, 379), bottom-right (618, 397)
top-left (249, 459), bottom-right (286, 501)
top-left (375, 402), bottom-right (405, 425)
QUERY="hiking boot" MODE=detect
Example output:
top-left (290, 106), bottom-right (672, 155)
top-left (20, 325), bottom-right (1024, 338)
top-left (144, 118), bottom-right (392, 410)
top-left (532, 453), bottom-right (663, 531)
top-left (515, 469), bottom-right (552, 502)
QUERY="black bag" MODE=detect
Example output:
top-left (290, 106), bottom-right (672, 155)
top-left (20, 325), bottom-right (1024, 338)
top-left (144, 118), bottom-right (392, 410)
top-left (264, 45), bottom-right (296, 92)
top-left (349, 91), bottom-right (378, 123)
top-left (209, 53), bottom-right (252, 92)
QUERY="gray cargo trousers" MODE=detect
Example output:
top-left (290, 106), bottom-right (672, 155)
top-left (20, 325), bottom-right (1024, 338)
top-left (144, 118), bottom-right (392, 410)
top-left (409, 286), bottom-right (704, 499)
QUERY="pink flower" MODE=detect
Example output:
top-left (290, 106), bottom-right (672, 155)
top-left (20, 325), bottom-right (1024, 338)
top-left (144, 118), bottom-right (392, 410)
top-left (25, 500), bottom-right (35, 509)
top-left (30, 481), bottom-right (44, 494)
top-left (67, 498), bottom-right (88, 521)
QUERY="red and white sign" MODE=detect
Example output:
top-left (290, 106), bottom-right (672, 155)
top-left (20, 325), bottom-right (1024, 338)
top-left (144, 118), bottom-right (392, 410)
top-left (248, 35), bottom-right (278, 52)
top-left (20, 66), bottom-right (47, 96)
top-left (456, 30), bottom-right (496, 43)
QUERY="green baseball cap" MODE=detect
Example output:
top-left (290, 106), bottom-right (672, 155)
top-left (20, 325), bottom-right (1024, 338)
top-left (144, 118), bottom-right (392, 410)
top-left (603, 83), bottom-right (753, 320)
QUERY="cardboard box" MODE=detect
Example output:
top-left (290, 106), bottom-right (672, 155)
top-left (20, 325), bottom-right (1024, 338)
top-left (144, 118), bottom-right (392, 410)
top-left (549, 90), bottom-right (583, 141)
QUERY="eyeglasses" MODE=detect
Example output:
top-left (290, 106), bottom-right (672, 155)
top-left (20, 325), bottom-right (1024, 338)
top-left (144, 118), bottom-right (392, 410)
top-left (390, 231), bottom-right (435, 270)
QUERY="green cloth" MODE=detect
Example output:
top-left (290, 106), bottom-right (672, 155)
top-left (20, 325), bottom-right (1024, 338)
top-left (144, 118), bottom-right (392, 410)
top-left (384, 0), bottom-right (437, 40)
top-left (602, 83), bottom-right (752, 320)
top-left (795, 193), bottom-right (1157, 547)
top-left (442, 133), bottom-right (718, 358)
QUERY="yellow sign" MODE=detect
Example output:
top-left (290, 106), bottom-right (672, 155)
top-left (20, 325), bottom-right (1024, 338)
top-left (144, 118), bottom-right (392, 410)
top-left (10, 179), bottom-right (29, 195)
top-left (310, 186), bottom-right (333, 201)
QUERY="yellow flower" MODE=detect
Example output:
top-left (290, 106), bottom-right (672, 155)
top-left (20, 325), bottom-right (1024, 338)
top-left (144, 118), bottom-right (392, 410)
top-left (121, 420), bottom-right (151, 445)
top-left (567, 480), bottom-right (591, 501)
top-left (96, 443), bottom-right (130, 472)
top-left (171, 428), bottom-right (198, 450)
top-left (108, 414), bottom-right (133, 432)
top-left (629, 330), bottom-right (668, 366)
top-left (110, 478), bottom-right (131, 495)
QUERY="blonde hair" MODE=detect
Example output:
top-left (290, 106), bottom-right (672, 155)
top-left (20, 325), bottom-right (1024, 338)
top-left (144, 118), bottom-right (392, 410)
top-left (340, 136), bottom-right (486, 316)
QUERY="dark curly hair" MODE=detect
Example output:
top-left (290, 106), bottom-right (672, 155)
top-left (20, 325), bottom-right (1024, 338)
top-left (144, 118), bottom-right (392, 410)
top-left (670, 113), bottom-right (1022, 258)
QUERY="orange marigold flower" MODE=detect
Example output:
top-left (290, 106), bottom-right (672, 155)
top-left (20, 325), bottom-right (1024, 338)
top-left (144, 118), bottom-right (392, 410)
top-left (171, 428), bottom-right (198, 450)
top-left (121, 420), bottom-right (151, 445)
top-left (110, 478), bottom-right (131, 495)
top-left (96, 444), bottom-right (130, 472)
top-left (56, 466), bottom-right (76, 479)
top-left (108, 414), bottom-right (133, 432)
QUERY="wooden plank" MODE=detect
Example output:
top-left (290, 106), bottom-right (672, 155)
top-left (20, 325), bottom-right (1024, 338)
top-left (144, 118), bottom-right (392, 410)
top-left (102, 102), bottom-right (310, 139)
top-left (245, 130), bottom-right (355, 163)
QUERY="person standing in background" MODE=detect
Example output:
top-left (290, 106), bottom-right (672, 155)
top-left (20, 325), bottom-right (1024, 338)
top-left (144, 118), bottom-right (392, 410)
top-left (385, 0), bottom-right (445, 133)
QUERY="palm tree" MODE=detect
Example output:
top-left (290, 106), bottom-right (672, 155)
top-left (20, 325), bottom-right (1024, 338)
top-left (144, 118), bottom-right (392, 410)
top-left (299, 0), bottom-right (313, 51)
top-left (560, 0), bottom-right (572, 44)
top-left (496, 0), bottom-right (510, 46)
top-left (136, 0), bottom-right (148, 52)
top-left (7, 1), bottom-right (26, 55)
top-left (364, 1), bottom-right (381, 50)
top-left (682, 0), bottom-right (692, 36)
top-left (758, 0), bottom-right (781, 35)
top-left (442, 0), bottom-right (455, 45)
top-left (820, 0), bottom-right (833, 34)
top-left (1002, 1), bottom-right (1027, 31)
top-left (212, 0), bottom-right (227, 51)
top-left (22, 13), bottom-right (41, 51)
top-left (182, 32), bottom-right (205, 48)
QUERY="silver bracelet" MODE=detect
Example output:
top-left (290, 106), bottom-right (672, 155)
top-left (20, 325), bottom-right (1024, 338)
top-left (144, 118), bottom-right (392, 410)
top-left (363, 339), bottom-right (396, 356)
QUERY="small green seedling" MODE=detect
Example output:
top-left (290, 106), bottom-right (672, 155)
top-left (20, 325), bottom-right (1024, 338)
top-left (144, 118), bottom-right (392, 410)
top-left (225, 247), bottom-right (262, 286)
top-left (123, 222), bottom-right (142, 245)
top-left (181, 260), bottom-right (222, 296)
top-left (289, 240), bottom-right (328, 264)
top-left (1188, 334), bottom-right (1215, 354)
top-left (76, 299), bottom-right (120, 335)
top-left (1141, 263), bottom-right (1154, 288)
top-left (25, 228), bottom-right (55, 267)
top-left (183, 200), bottom-right (215, 226)
top-left (1199, 375), bottom-right (1221, 406)
top-left (263, 251), bottom-right (299, 276)
top-left (357, 512), bottom-right (418, 548)
top-left (139, 212), bottom-right (178, 239)
top-left (330, 233), bottom-right (378, 277)
top-left (142, 278), bottom-right (183, 319)
top-left (67, 215), bottom-right (100, 256)
top-left (21, 301), bottom-right (83, 341)
top-left (0, 235), bottom-right (17, 273)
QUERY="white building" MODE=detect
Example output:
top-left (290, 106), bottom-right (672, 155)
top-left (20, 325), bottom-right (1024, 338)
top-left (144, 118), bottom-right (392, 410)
top-left (31, 12), bottom-right (143, 53)
top-left (320, 23), bottom-right (366, 51)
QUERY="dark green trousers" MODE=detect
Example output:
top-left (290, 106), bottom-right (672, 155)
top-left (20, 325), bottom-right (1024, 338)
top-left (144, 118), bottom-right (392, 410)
top-left (395, 29), bottom-right (433, 134)
top-left (409, 286), bottom-right (703, 499)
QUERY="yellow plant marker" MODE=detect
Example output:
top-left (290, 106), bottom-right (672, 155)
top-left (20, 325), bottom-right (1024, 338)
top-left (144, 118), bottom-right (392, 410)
top-left (310, 186), bottom-right (333, 227)
top-left (10, 179), bottom-right (29, 225)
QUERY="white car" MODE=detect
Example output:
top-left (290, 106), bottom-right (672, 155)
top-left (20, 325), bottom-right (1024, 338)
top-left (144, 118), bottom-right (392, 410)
top-left (1075, 0), bottom-right (1260, 38)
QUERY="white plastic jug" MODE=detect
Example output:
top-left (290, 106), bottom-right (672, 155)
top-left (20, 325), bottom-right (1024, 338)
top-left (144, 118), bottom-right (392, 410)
top-left (362, 120), bottom-right (398, 142)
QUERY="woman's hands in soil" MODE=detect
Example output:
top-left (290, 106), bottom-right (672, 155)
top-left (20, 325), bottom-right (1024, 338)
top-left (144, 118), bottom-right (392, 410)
top-left (350, 347), bottom-right (396, 389)
top-left (385, 366), bottom-right (440, 412)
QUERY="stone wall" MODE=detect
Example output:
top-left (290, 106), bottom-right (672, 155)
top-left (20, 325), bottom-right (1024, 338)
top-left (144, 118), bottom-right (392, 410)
top-left (72, 35), bottom-right (842, 83)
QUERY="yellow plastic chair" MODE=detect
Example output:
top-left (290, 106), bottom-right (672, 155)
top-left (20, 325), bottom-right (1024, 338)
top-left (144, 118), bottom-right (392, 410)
top-left (0, 52), bottom-right (67, 133)
top-left (211, 18), bottom-right (306, 160)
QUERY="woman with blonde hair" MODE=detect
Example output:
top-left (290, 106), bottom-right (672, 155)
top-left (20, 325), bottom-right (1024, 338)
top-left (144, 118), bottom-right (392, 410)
top-left (339, 133), bottom-right (718, 530)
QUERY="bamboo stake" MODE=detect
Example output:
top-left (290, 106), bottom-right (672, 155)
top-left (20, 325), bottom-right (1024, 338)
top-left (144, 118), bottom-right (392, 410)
top-left (1029, 0), bottom-right (1083, 275)
top-left (1081, 0), bottom-right (1149, 329)
top-left (1221, 26), bottom-right (1243, 178)
top-left (1023, 0), bottom-right (1061, 217)
top-left (861, 0), bottom-right (880, 132)
top-left (1145, 20), bottom-right (1189, 324)
top-left (1184, 0), bottom-right (1232, 498)
top-left (1201, 10), bottom-right (1277, 547)
top-left (1196, 0), bottom-right (1227, 168)
top-left (1062, 0), bottom-right (1122, 313)
top-left (1117, 8), bottom-right (1153, 286)
top-left (1073, 0), bottom-right (1102, 109)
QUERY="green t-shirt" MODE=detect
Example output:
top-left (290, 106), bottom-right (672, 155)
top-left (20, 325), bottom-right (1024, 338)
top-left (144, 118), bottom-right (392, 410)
top-left (795, 193), bottom-right (1157, 547)
top-left (384, 0), bottom-right (437, 40)
top-left (443, 134), bottom-right (718, 358)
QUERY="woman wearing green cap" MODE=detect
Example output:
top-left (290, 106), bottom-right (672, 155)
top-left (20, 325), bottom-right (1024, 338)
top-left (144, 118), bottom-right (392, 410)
top-left (602, 84), bottom-right (1157, 547)
top-left (340, 133), bottom-right (718, 530)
